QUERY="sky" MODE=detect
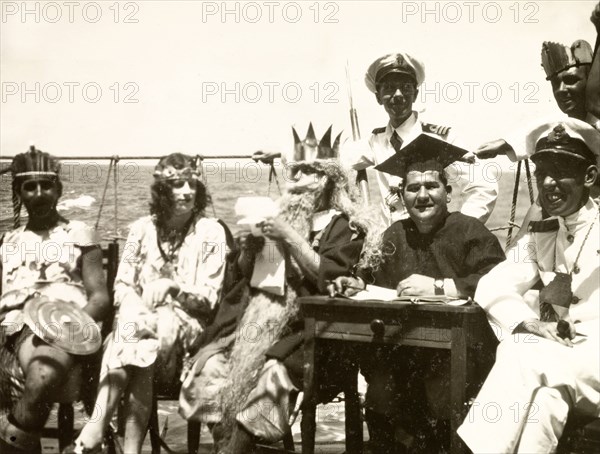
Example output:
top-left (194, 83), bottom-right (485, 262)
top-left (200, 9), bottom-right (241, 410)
top-left (1, 0), bottom-right (597, 159)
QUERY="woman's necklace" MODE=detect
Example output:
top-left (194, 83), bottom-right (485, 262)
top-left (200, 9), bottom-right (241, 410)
top-left (156, 214), bottom-right (195, 275)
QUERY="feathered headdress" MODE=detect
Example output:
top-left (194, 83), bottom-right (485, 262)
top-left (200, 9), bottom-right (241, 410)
top-left (541, 39), bottom-right (593, 80)
top-left (10, 145), bottom-right (62, 228)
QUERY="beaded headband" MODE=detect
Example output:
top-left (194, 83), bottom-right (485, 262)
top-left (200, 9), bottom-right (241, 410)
top-left (152, 165), bottom-right (201, 181)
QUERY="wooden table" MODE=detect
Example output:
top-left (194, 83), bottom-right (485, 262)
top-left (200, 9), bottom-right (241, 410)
top-left (300, 296), bottom-right (498, 454)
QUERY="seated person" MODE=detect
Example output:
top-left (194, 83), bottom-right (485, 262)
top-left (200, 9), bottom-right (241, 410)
top-left (179, 124), bottom-right (378, 454)
top-left (69, 154), bottom-right (227, 454)
top-left (458, 121), bottom-right (600, 453)
top-left (0, 147), bottom-right (110, 454)
top-left (333, 135), bottom-right (505, 453)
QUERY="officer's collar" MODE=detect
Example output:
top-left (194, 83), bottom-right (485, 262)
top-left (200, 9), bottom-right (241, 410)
top-left (549, 198), bottom-right (598, 230)
top-left (528, 198), bottom-right (598, 233)
top-left (386, 111), bottom-right (418, 139)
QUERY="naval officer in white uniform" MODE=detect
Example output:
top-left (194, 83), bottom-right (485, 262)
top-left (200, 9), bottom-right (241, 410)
top-left (458, 120), bottom-right (600, 453)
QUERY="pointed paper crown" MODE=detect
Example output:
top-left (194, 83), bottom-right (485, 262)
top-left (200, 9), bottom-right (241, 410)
top-left (541, 40), bottom-right (593, 80)
top-left (291, 123), bottom-right (342, 162)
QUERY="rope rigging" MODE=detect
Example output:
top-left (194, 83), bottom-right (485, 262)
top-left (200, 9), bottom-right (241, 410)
top-left (505, 158), bottom-right (535, 249)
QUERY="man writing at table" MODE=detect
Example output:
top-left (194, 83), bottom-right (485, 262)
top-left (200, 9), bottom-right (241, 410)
top-left (333, 135), bottom-right (505, 453)
top-left (458, 121), bottom-right (600, 453)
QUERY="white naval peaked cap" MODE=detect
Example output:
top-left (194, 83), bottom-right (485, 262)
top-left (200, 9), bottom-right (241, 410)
top-left (365, 52), bottom-right (425, 93)
top-left (525, 118), bottom-right (600, 167)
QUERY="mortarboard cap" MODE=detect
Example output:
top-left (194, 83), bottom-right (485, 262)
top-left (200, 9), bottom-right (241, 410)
top-left (365, 53), bottom-right (425, 93)
top-left (374, 134), bottom-right (468, 178)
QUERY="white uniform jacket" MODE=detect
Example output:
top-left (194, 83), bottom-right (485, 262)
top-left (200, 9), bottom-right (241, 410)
top-left (477, 198), bottom-right (599, 339)
top-left (341, 112), bottom-right (498, 225)
top-left (459, 198), bottom-right (600, 453)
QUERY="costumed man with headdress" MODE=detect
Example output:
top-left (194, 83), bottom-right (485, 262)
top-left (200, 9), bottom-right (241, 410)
top-left (340, 52), bottom-right (498, 226)
top-left (458, 121), bottom-right (600, 453)
top-left (0, 147), bottom-right (110, 453)
top-left (179, 124), bottom-right (380, 453)
top-left (474, 38), bottom-right (598, 249)
top-left (333, 135), bottom-right (505, 453)
top-left (475, 38), bottom-right (595, 162)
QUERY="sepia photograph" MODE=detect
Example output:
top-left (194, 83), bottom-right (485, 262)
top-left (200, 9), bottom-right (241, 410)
top-left (1, 1), bottom-right (599, 453)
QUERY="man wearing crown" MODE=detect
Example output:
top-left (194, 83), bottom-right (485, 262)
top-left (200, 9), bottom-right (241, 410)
top-left (340, 52), bottom-right (498, 226)
top-left (179, 125), bottom-right (380, 453)
top-left (458, 121), bottom-right (600, 453)
top-left (0, 147), bottom-right (110, 453)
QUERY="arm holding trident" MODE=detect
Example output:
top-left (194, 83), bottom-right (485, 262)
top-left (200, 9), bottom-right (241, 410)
top-left (346, 60), bottom-right (371, 207)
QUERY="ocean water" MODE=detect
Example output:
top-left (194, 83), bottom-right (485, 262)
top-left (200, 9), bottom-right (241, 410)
top-left (0, 160), bottom-right (536, 247)
top-left (0, 161), bottom-right (269, 239)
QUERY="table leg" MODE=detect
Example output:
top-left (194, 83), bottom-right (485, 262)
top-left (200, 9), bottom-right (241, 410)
top-left (344, 365), bottom-right (363, 454)
top-left (450, 325), bottom-right (468, 454)
top-left (301, 317), bottom-right (316, 454)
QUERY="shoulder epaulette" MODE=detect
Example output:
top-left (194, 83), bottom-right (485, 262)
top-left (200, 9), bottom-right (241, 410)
top-left (528, 219), bottom-right (559, 233)
top-left (372, 127), bottom-right (386, 134)
top-left (421, 122), bottom-right (451, 137)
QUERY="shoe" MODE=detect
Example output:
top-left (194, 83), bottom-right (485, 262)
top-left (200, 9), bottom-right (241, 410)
top-left (61, 439), bottom-right (105, 454)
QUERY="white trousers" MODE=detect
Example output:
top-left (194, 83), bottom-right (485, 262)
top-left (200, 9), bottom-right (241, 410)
top-left (458, 331), bottom-right (600, 454)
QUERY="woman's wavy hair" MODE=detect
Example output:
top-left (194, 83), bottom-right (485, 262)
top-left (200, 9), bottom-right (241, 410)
top-left (150, 153), bottom-right (211, 226)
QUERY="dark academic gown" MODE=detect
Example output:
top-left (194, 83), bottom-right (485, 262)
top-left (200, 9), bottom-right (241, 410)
top-left (360, 211), bottom-right (505, 298)
top-left (357, 212), bottom-right (505, 445)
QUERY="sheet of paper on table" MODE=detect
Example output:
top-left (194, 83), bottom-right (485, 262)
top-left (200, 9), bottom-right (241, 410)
top-left (349, 284), bottom-right (470, 306)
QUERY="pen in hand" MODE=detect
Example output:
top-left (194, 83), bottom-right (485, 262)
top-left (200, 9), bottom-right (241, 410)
top-left (325, 279), bottom-right (365, 298)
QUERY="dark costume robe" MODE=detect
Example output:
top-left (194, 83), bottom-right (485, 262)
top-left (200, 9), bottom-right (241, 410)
top-left (357, 212), bottom-right (505, 452)
top-left (362, 212), bottom-right (506, 297)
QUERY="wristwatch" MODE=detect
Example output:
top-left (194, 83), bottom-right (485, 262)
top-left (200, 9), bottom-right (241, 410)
top-left (434, 279), bottom-right (445, 296)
